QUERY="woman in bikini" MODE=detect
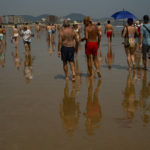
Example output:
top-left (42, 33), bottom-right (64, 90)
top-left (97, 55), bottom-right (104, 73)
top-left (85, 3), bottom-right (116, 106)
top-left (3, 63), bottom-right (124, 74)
top-left (123, 18), bottom-right (139, 70)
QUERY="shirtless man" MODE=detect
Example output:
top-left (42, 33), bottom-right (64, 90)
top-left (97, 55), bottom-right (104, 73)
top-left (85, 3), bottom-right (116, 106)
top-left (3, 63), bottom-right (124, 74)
top-left (0, 25), bottom-right (4, 49)
top-left (2, 25), bottom-right (7, 47)
top-left (35, 23), bottom-right (40, 33)
top-left (51, 24), bottom-right (56, 43)
top-left (72, 21), bottom-right (81, 58)
top-left (58, 20), bottom-right (78, 81)
top-left (82, 16), bottom-right (101, 78)
top-left (12, 24), bottom-right (19, 48)
top-left (97, 22), bottom-right (102, 60)
top-left (105, 20), bottom-right (114, 46)
top-left (47, 24), bottom-right (52, 43)
top-left (35, 23), bottom-right (40, 41)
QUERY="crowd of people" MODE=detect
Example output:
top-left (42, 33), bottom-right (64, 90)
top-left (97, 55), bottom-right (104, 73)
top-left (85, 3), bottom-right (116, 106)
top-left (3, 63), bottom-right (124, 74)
top-left (0, 15), bottom-right (150, 82)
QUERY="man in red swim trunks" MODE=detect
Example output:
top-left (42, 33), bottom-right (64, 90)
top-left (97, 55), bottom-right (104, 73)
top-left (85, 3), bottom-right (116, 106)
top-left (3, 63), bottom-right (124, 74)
top-left (82, 16), bottom-right (101, 78)
top-left (105, 20), bottom-right (114, 46)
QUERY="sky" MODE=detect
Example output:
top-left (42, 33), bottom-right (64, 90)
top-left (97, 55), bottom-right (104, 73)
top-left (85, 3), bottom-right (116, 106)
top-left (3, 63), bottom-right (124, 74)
top-left (0, 0), bottom-right (150, 19)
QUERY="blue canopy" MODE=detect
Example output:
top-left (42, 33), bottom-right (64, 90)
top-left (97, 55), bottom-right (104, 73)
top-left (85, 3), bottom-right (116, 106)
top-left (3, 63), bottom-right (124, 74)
top-left (111, 11), bottom-right (137, 20)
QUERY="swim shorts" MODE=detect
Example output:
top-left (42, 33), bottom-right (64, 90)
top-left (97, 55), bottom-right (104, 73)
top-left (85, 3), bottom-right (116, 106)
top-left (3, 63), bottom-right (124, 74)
top-left (107, 31), bottom-right (112, 38)
top-left (52, 30), bottom-right (56, 34)
top-left (0, 34), bottom-right (3, 40)
top-left (61, 46), bottom-right (75, 62)
top-left (85, 42), bottom-right (98, 56)
top-left (142, 44), bottom-right (150, 60)
top-left (24, 41), bottom-right (31, 45)
top-left (48, 30), bottom-right (52, 34)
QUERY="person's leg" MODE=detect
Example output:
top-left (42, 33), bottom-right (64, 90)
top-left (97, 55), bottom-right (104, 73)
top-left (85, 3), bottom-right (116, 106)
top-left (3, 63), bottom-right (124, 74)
top-left (93, 55), bottom-right (101, 78)
top-left (130, 48), bottom-right (136, 69)
top-left (125, 48), bottom-right (131, 69)
top-left (87, 55), bottom-right (93, 78)
top-left (69, 61), bottom-right (76, 81)
top-left (142, 45), bottom-right (147, 69)
top-left (110, 36), bottom-right (112, 45)
top-left (15, 37), bottom-right (18, 48)
top-left (24, 43), bottom-right (28, 51)
top-left (63, 61), bottom-right (69, 80)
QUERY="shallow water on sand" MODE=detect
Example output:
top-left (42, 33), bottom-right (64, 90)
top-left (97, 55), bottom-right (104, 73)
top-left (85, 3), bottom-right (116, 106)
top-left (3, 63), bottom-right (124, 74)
top-left (0, 27), bottom-right (150, 150)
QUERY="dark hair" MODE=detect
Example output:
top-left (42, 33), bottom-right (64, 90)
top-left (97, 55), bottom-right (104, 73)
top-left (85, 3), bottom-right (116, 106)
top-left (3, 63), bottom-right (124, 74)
top-left (143, 15), bottom-right (149, 24)
top-left (127, 18), bottom-right (133, 25)
top-left (15, 24), bottom-right (17, 28)
top-left (0, 25), bottom-right (2, 28)
top-left (63, 20), bottom-right (70, 27)
top-left (24, 26), bottom-right (27, 30)
top-left (97, 22), bottom-right (101, 26)
top-left (107, 20), bottom-right (110, 24)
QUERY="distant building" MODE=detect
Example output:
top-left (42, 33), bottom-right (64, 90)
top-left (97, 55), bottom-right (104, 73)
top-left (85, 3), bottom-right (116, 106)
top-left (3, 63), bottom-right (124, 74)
top-left (48, 15), bottom-right (58, 24)
top-left (1, 15), bottom-right (24, 24)
top-left (2, 16), bottom-right (9, 24)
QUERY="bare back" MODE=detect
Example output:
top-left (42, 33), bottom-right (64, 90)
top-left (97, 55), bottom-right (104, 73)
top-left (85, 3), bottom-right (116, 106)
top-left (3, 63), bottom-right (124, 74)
top-left (86, 24), bottom-right (99, 42)
top-left (60, 28), bottom-right (76, 47)
top-left (123, 26), bottom-right (138, 38)
top-left (0, 28), bottom-right (3, 34)
top-left (106, 24), bottom-right (113, 32)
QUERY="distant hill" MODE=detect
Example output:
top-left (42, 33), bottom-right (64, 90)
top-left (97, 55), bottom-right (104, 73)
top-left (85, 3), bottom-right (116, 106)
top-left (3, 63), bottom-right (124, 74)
top-left (65, 13), bottom-right (86, 21)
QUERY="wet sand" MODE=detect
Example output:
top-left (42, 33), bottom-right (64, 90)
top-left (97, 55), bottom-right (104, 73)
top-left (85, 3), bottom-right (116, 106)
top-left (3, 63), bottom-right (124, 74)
top-left (0, 27), bottom-right (150, 150)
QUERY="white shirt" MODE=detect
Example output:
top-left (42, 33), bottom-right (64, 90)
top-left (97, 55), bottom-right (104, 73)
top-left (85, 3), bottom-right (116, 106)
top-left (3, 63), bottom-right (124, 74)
top-left (22, 29), bottom-right (32, 42)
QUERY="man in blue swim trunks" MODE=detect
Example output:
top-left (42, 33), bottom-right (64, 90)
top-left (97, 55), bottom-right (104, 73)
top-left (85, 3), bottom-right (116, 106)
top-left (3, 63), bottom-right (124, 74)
top-left (58, 20), bottom-right (78, 81)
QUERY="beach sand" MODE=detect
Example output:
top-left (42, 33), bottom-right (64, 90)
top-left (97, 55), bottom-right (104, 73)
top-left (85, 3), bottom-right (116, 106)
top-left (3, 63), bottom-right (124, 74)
top-left (0, 27), bottom-right (150, 150)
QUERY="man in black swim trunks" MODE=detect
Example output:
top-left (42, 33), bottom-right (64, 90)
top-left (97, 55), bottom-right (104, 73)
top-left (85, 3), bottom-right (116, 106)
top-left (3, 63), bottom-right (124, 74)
top-left (58, 20), bottom-right (78, 81)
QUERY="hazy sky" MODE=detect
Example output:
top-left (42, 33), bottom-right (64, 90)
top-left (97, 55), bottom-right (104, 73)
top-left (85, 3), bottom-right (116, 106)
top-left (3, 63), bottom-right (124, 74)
top-left (0, 0), bottom-right (150, 18)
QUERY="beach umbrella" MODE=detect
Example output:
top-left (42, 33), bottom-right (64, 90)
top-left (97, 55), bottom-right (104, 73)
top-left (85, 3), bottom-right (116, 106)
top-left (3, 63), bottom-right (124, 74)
top-left (111, 10), bottom-right (137, 20)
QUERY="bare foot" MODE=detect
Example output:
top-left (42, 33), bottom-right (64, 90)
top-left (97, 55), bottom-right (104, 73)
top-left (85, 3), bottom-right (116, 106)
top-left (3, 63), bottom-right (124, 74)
top-left (65, 76), bottom-right (69, 80)
top-left (97, 71), bottom-right (101, 78)
top-left (133, 64), bottom-right (136, 70)
top-left (72, 75), bottom-right (76, 82)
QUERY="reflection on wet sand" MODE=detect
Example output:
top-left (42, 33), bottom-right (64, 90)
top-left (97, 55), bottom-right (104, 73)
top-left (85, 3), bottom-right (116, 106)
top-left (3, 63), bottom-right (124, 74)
top-left (105, 44), bottom-right (114, 70)
top-left (139, 71), bottom-right (150, 125)
top-left (84, 79), bottom-right (102, 136)
top-left (122, 71), bottom-right (138, 120)
top-left (0, 48), bottom-right (5, 68)
top-left (36, 33), bottom-right (40, 42)
top-left (24, 50), bottom-right (34, 83)
top-left (12, 47), bottom-right (22, 70)
top-left (47, 38), bottom-right (56, 56)
top-left (60, 79), bottom-right (81, 136)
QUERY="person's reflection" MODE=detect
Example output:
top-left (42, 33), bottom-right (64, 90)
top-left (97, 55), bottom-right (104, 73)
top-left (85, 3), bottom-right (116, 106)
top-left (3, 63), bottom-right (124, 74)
top-left (36, 33), bottom-right (40, 42)
top-left (24, 50), bottom-right (34, 84)
top-left (47, 38), bottom-right (56, 56)
top-left (60, 80), bottom-right (81, 136)
top-left (0, 48), bottom-right (5, 68)
top-left (122, 71), bottom-right (138, 119)
top-left (12, 47), bottom-right (22, 70)
top-left (105, 44), bottom-right (114, 70)
top-left (35, 23), bottom-right (40, 42)
top-left (139, 71), bottom-right (150, 125)
top-left (84, 79), bottom-right (102, 136)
